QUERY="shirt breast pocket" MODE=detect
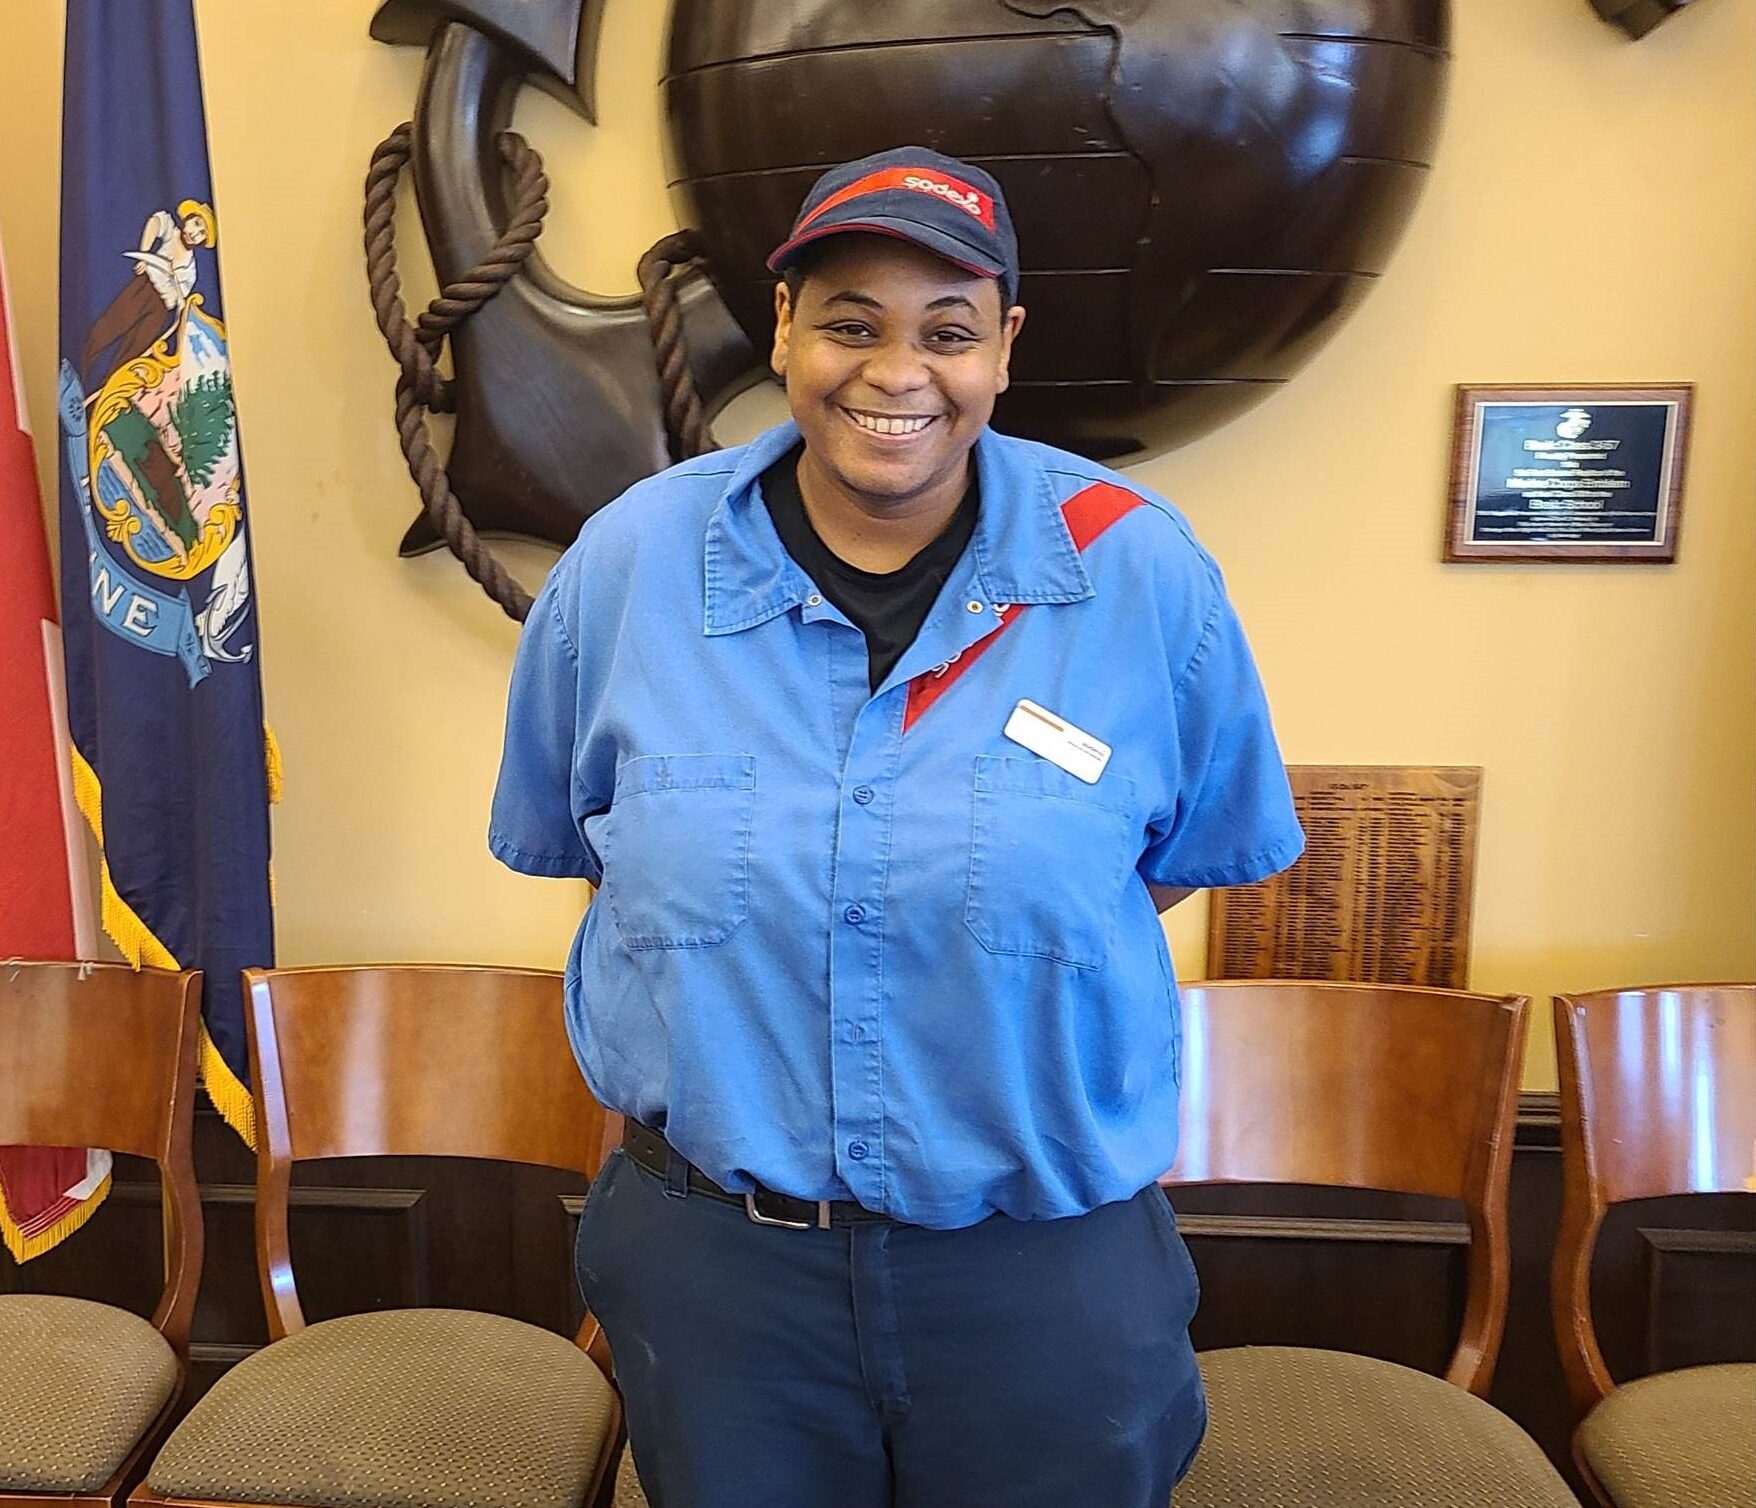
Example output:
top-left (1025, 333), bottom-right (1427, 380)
top-left (603, 754), bottom-right (755, 951)
top-left (965, 754), bottom-right (1139, 970)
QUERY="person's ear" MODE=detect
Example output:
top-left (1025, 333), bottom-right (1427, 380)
top-left (771, 282), bottom-right (793, 380)
top-left (994, 305), bottom-right (1026, 394)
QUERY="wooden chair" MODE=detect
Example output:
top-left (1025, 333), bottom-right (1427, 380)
top-left (0, 961), bottom-right (203, 1508)
top-left (1166, 980), bottom-right (1576, 1508)
top-left (132, 965), bottom-right (622, 1508)
top-left (1552, 984), bottom-right (1756, 1508)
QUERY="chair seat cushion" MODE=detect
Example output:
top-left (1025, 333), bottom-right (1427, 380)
top-left (612, 1452), bottom-right (648, 1508)
top-left (1577, 1362), bottom-right (1756, 1507)
top-left (147, 1308), bottom-right (617, 1508)
top-left (1176, 1346), bottom-right (1577, 1507)
top-left (0, 1293), bottom-right (179, 1493)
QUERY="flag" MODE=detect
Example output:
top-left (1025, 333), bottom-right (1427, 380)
top-left (56, 0), bottom-right (276, 1147)
top-left (0, 224), bottom-right (110, 1263)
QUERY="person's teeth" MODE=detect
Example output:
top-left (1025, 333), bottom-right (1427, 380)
top-left (851, 412), bottom-right (932, 435)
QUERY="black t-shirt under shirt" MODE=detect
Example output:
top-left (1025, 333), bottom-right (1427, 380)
top-left (761, 444), bottom-right (979, 691)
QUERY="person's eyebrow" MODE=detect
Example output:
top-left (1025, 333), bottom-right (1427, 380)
top-left (820, 290), bottom-right (884, 311)
top-left (817, 290), bottom-right (982, 314)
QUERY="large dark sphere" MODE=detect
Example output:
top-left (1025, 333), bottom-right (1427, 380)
top-left (663, 0), bottom-right (1449, 460)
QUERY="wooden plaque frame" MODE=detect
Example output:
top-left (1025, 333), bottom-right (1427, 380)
top-left (1445, 383), bottom-right (1692, 564)
top-left (1207, 765), bottom-right (1482, 989)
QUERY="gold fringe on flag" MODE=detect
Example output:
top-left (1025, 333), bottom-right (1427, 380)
top-left (199, 1021), bottom-right (258, 1148)
top-left (69, 745), bottom-right (262, 1150)
top-left (265, 722), bottom-right (282, 908)
top-left (265, 721), bottom-right (283, 805)
top-left (0, 1169), bottom-right (114, 1265)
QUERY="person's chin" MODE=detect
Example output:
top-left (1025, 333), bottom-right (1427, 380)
top-left (833, 454), bottom-right (941, 505)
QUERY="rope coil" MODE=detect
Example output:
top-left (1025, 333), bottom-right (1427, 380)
top-left (638, 231), bottom-right (720, 463)
top-left (364, 122), bottom-right (718, 622)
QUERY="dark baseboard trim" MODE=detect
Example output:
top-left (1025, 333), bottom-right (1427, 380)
top-left (110, 1181), bottom-right (426, 1211)
top-left (1518, 1090), bottom-right (1561, 1147)
top-left (190, 1342), bottom-right (258, 1368)
top-left (1179, 1212), bottom-right (1468, 1246)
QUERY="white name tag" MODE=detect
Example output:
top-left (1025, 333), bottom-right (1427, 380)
top-left (1002, 699), bottom-right (1112, 784)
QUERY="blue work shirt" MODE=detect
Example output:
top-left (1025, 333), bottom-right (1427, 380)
top-left (490, 420), bottom-right (1303, 1229)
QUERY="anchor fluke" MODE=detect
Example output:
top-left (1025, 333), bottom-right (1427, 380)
top-left (370, 0), bottom-right (608, 119)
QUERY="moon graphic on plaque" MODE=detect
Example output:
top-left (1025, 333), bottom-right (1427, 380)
top-left (367, 0), bottom-right (1451, 612)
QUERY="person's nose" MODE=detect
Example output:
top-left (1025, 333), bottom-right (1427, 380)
top-left (859, 339), bottom-right (933, 399)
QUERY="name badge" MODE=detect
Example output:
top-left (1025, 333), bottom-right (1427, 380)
top-left (1003, 699), bottom-right (1112, 784)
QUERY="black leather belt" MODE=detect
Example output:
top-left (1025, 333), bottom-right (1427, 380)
top-left (621, 1119), bottom-right (896, 1230)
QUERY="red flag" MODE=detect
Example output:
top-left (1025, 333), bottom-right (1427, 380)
top-left (0, 226), bottom-right (109, 1262)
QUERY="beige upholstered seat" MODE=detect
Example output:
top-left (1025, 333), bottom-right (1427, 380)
top-left (612, 1454), bottom-right (648, 1508)
top-left (1552, 988), bottom-right (1756, 1507)
top-left (146, 1308), bottom-right (617, 1508)
top-left (1573, 1363), bottom-right (1756, 1508)
top-left (0, 1293), bottom-right (179, 1494)
top-left (1174, 1347), bottom-right (1578, 1507)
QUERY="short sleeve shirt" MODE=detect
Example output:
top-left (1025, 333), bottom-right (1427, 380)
top-left (490, 420), bottom-right (1303, 1229)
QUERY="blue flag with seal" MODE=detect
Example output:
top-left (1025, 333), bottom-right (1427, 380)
top-left (57, 0), bottom-right (277, 1146)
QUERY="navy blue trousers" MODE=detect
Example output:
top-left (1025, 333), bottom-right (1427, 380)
top-left (575, 1149), bottom-right (1207, 1508)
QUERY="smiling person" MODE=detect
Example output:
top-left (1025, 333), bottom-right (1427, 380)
top-left (490, 148), bottom-right (1303, 1508)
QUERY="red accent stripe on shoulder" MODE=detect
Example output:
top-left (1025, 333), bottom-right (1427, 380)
top-left (902, 481), bottom-right (1144, 733)
top-left (1062, 481), bottom-right (1144, 551)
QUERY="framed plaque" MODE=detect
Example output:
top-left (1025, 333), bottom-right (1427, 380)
top-left (1445, 383), bottom-right (1692, 563)
top-left (1208, 766), bottom-right (1481, 990)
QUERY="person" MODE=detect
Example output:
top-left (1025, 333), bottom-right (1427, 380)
top-left (490, 147), bottom-right (1304, 1508)
top-left (79, 200), bottom-right (214, 386)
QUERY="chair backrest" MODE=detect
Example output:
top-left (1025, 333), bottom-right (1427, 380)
top-left (1166, 980), bottom-right (1529, 1393)
top-left (1551, 984), bottom-right (1756, 1418)
top-left (244, 964), bottom-right (610, 1338)
top-left (0, 960), bottom-right (203, 1352)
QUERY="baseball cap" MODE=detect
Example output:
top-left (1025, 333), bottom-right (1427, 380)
top-left (767, 146), bottom-right (1020, 309)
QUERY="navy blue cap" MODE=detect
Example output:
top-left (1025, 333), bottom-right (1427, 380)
top-left (767, 146), bottom-right (1020, 308)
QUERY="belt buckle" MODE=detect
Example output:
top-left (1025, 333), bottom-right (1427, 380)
top-left (744, 1190), bottom-right (832, 1231)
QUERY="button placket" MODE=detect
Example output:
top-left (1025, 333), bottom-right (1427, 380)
top-left (825, 694), bottom-right (897, 1201)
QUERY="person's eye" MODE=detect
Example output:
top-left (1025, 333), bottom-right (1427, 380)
top-left (823, 322), bottom-right (876, 341)
top-left (928, 328), bottom-right (978, 348)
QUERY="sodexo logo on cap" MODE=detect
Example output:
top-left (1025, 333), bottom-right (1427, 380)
top-left (796, 165), bottom-right (997, 233)
top-left (768, 147), bottom-right (1020, 307)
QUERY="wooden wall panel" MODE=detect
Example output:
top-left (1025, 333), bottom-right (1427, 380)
top-left (1176, 1206), bottom-right (1467, 1376)
top-left (1643, 1227), bottom-right (1756, 1374)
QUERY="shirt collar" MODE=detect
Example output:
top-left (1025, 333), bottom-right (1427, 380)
top-left (703, 421), bottom-right (1094, 637)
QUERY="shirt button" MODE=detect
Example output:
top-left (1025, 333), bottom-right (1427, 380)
top-left (851, 786), bottom-right (874, 805)
top-left (843, 904), bottom-right (866, 925)
top-left (966, 599), bottom-right (985, 613)
top-left (847, 1140), bottom-right (870, 1161)
top-left (805, 593), bottom-right (823, 607)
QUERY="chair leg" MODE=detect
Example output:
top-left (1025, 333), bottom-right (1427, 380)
top-left (590, 1419), bottom-right (631, 1508)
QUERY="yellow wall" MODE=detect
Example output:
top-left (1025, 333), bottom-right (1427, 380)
top-left (3, 1), bottom-right (1751, 1089)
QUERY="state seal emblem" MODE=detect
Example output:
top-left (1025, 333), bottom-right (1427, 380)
top-left (59, 199), bottom-right (254, 685)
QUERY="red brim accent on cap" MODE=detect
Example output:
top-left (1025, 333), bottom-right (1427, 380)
top-left (766, 221), bottom-right (1003, 283)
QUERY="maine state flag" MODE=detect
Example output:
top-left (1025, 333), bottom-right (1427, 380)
top-left (57, 0), bottom-right (275, 1145)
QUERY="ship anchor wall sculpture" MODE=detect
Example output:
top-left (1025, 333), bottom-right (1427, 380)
top-left (368, 0), bottom-right (1452, 618)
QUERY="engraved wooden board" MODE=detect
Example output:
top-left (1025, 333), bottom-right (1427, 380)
top-left (1208, 766), bottom-right (1482, 989)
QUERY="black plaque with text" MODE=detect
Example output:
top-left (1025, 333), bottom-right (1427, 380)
top-left (1446, 384), bottom-right (1691, 563)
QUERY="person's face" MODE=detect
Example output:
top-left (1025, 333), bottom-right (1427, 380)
top-left (181, 217), bottom-right (209, 248)
top-left (771, 235), bottom-right (1025, 512)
